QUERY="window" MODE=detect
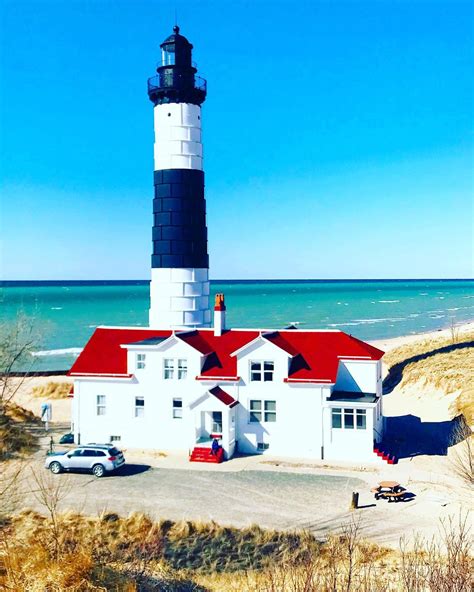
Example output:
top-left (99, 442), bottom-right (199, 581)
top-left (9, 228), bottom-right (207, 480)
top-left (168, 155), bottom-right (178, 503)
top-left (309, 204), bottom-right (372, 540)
top-left (344, 409), bottom-right (354, 429)
top-left (96, 395), bottom-right (106, 416)
top-left (110, 436), bottom-right (121, 443)
top-left (136, 353), bottom-right (146, 370)
top-left (264, 400), bottom-right (277, 422)
top-left (356, 409), bottom-right (367, 430)
top-left (250, 361), bottom-right (274, 382)
top-left (164, 358), bottom-right (188, 379)
top-left (249, 400), bottom-right (277, 423)
top-left (257, 442), bottom-right (270, 451)
top-left (177, 359), bottom-right (187, 380)
top-left (331, 408), bottom-right (367, 430)
top-left (249, 400), bottom-right (262, 422)
top-left (332, 408), bottom-right (342, 429)
top-left (172, 398), bottom-right (183, 419)
top-left (164, 359), bottom-right (174, 379)
top-left (135, 396), bottom-right (144, 418)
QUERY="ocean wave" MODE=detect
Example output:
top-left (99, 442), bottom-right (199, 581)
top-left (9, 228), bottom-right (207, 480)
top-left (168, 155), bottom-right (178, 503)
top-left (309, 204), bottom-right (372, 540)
top-left (352, 317), bottom-right (405, 324)
top-left (429, 315), bottom-right (445, 319)
top-left (50, 307), bottom-right (63, 310)
top-left (378, 300), bottom-right (400, 303)
top-left (31, 347), bottom-right (83, 357)
top-left (419, 293), bottom-right (428, 296)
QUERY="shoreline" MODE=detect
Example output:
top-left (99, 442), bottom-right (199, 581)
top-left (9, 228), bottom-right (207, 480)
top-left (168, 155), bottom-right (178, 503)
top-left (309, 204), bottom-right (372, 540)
top-left (369, 319), bottom-right (474, 353)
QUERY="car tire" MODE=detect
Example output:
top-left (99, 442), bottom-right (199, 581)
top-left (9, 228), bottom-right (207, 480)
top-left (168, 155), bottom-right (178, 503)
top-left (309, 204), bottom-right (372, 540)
top-left (92, 464), bottom-right (105, 478)
top-left (50, 461), bottom-right (62, 474)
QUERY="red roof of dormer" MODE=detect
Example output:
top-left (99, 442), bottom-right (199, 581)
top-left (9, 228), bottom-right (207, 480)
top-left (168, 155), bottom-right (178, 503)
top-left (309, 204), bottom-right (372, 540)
top-left (69, 327), bottom-right (384, 383)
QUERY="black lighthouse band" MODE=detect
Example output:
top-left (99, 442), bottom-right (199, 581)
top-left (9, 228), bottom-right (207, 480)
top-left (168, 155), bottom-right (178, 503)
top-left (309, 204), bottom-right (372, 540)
top-left (152, 168), bottom-right (208, 269)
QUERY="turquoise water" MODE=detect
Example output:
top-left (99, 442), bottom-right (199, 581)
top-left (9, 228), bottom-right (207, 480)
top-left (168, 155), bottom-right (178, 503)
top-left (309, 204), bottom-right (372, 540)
top-left (1, 280), bottom-right (473, 371)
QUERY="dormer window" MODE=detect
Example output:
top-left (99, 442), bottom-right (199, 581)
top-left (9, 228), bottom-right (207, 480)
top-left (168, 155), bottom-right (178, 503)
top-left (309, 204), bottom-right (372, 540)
top-left (164, 359), bottom-right (174, 379)
top-left (136, 353), bottom-right (146, 370)
top-left (163, 358), bottom-right (188, 380)
top-left (250, 361), bottom-right (274, 382)
top-left (178, 359), bottom-right (187, 380)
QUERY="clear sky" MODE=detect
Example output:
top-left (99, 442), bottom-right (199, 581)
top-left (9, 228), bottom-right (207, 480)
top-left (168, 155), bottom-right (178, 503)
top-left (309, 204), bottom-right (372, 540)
top-left (1, 0), bottom-right (473, 280)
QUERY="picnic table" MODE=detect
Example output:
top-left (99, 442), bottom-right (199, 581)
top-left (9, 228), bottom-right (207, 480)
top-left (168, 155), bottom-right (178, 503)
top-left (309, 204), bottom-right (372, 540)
top-left (371, 481), bottom-right (406, 502)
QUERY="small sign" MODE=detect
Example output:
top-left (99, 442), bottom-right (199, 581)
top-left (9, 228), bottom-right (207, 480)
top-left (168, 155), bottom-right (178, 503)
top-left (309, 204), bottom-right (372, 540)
top-left (41, 402), bottom-right (52, 422)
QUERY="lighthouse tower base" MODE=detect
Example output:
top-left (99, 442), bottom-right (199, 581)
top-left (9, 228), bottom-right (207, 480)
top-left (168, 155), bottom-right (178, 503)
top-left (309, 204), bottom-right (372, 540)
top-left (149, 267), bottom-right (211, 328)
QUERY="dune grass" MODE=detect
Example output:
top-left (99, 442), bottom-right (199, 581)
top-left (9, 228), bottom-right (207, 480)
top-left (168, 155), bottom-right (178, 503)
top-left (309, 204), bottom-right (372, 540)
top-left (1, 510), bottom-right (471, 591)
top-left (32, 381), bottom-right (73, 400)
top-left (384, 331), bottom-right (474, 424)
top-left (0, 402), bottom-right (40, 461)
top-left (0, 510), bottom-right (321, 591)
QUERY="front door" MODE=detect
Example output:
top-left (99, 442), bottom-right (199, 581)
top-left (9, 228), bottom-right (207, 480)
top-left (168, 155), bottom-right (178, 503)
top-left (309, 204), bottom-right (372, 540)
top-left (212, 411), bottom-right (222, 435)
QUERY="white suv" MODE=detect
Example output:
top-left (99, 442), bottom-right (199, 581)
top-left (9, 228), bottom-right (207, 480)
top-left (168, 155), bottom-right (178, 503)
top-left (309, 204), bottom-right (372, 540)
top-left (45, 444), bottom-right (125, 477)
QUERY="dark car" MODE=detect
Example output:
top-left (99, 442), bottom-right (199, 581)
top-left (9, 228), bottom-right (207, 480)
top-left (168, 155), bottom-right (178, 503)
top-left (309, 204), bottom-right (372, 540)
top-left (59, 433), bottom-right (74, 444)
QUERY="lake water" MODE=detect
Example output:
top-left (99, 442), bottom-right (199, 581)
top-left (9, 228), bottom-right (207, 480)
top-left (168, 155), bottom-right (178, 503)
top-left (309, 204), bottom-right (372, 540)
top-left (1, 279), bottom-right (473, 371)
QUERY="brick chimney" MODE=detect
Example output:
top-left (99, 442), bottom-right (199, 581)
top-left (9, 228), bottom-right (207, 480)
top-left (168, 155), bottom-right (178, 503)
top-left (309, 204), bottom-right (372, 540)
top-left (214, 293), bottom-right (226, 336)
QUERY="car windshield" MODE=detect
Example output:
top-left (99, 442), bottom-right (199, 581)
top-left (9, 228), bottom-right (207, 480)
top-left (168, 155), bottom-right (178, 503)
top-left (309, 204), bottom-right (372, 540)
top-left (108, 447), bottom-right (120, 456)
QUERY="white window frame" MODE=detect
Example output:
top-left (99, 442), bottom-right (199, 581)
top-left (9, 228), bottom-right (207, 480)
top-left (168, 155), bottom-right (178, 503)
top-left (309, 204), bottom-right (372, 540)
top-left (136, 353), bottom-right (146, 370)
top-left (163, 358), bottom-right (188, 380)
top-left (177, 358), bottom-right (187, 380)
top-left (331, 407), bottom-right (367, 430)
top-left (249, 399), bottom-right (277, 423)
top-left (249, 360), bottom-right (274, 382)
top-left (135, 396), bottom-right (144, 418)
top-left (172, 398), bottom-right (183, 419)
top-left (96, 395), bottom-right (106, 416)
top-left (164, 358), bottom-right (175, 380)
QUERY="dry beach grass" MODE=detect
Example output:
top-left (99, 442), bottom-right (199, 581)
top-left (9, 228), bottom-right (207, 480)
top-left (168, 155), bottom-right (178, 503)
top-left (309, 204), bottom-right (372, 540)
top-left (383, 330), bottom-right (474, 424)
top-left (32, 381), bottom-right (73, 400)
top-left (1, 510), bottom-right (471, 591)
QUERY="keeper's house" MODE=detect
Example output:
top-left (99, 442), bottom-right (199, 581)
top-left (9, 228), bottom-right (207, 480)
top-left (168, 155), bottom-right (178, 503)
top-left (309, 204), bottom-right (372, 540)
top-left (69, 296), bottom-right (385, 463)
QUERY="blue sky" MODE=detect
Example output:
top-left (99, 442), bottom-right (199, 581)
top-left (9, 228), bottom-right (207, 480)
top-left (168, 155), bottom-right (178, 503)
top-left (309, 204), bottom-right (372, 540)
top-left (1, 0), bottom-right (472, 280)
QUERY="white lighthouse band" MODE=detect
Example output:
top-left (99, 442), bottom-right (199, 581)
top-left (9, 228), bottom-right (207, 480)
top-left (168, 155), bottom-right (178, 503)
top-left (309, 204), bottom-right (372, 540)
top-left (147, 26), bottom-right (210, 329)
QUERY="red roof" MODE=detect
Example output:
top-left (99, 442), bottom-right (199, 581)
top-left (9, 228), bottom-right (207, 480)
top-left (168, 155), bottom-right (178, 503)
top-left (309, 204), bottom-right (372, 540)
top-left (69, 327), bottom-right (172, 376)
top-left (69, 327), bottom-right (384, 383)
top-left (209, 385), bottom-right (239, 407)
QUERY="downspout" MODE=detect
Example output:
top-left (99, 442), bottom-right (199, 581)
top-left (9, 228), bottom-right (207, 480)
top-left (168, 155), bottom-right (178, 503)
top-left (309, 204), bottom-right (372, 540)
top-left (321, 388), bottom-right (324, 460)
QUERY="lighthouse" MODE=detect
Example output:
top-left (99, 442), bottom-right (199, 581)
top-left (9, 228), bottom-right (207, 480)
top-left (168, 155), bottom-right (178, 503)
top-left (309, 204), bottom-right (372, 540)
top-left (147, 26), bottom-right (211, 329)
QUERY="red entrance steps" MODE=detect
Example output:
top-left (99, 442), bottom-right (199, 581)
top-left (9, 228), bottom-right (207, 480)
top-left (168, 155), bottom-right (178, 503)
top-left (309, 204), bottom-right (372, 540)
top-left (189, 446), bottom-right (224, 464)
top-left (373, 443), bottom-right (398, 465)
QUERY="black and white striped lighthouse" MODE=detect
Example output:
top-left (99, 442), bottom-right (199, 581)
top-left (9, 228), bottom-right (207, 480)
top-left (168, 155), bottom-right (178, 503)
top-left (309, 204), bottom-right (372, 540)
top-left (147, 26), bottom-right (210, 328)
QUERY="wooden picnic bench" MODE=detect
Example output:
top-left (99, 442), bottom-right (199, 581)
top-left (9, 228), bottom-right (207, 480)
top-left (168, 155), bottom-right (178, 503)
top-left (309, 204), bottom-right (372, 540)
top-left (371, 481), bottom-right (406, 502)
top-left (378, 490), bottom-right (405, 502)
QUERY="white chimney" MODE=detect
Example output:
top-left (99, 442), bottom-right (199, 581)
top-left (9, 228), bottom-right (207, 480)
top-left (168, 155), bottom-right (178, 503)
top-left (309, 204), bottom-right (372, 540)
top-left (214, 293), bottom-right (226, 336)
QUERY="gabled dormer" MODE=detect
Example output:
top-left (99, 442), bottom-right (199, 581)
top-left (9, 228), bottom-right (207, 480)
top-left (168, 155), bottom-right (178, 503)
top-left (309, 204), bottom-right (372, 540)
top-left (230, 331), bottom-right (297, 384)
top-left (121, 330), bottom-right (212, 381)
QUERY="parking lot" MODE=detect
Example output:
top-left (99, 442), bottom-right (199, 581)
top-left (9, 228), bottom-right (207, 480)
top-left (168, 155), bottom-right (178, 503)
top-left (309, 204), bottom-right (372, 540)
top-left (19, 451), bottom-right (463, 548)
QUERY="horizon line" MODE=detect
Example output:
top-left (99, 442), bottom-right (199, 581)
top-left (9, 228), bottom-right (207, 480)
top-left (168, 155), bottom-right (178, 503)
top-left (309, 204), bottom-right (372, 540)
top-left (2, 277), bottom-right (473, 286)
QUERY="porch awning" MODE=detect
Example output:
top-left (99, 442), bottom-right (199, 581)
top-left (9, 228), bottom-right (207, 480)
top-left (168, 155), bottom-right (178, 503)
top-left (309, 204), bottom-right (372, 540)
top-left (209, 386), bottom-right (239, 408)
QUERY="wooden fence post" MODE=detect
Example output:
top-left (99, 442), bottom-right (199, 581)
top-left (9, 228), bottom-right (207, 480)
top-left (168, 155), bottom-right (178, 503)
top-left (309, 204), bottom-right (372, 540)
top-left (350, 491), bottom-right (359, 510)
